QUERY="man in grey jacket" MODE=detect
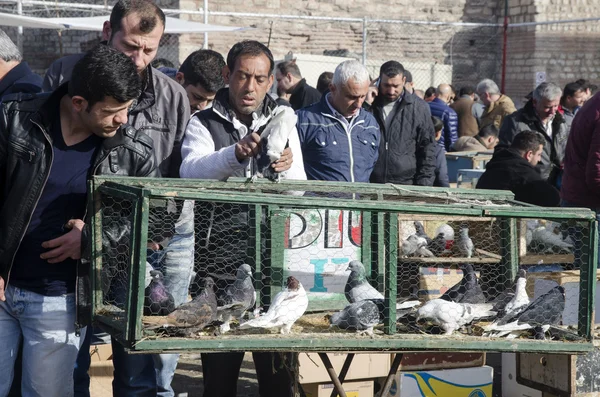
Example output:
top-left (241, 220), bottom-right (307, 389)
top-left (370, 60), bottom-right (436, 186)
top-left (43, 1), bottom-right (191, 396)
top-left (497, 82), bottom-right (567, 184)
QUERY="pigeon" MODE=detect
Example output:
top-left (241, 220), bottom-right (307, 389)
top-left (414, 221), bottom-right (432, 245)
top-left (430, 233), bottom-right (447, 257)
top-left (415, 246), bottom-right (435, 258)
top-left (345, 260), bottom-right (385, 303)
top-left (330, 300), bottom-right (381, 336)
top-left (165, 277), bottom-right (218, 327)
top-left (401, 234), bottom-right (428, 257)
top-left (456, 227), bottom-right (474, 258)
top-left (484, 285), bottom-right (565, 339)
top-left (417, 299), bottom-right (496, 335)
top-left (144, 270), bottom-right (175, 316)
top-left (491, 269), bottom-right (526, 314)
top-left (530, 226), bottom-right (573, 254)
top-left (239, 276), bottom-right (308, 334)
top-left (216, 264), bottom-right (256, 333)
top-left (255, 106), bottom-right (298, 182)
top-left (439, 264), bottom-right (485, 304)
top-left (502, 270), bottom-right (530, 317)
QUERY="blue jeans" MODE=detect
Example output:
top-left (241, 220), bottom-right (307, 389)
top-left (0, 285), bottom-right (83, 397)
top-left (75, 201), bottom-right (195, 397)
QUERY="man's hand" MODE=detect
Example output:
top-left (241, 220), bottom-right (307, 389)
top-left (235, 132), bottom-right (261, 162)
top-left (40, 219), bottom-right (85, 264)
top-left (0, 276), bottom-right (5, 302)
top-left (272, 146), bottom-right (293, 172)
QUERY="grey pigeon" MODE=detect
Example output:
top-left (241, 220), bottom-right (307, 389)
top-left (456, 227), bottom-right (474, 258)
top-left (254, 106), bottom-right (297, 182)
top-left (330, 300), bottom-right (381, 336)
top-left (485, 285), bottom-right (565, 339)
top-left (239, 276), bottom-right (308, 334)
top-left (344, 260), bottom-right (384, 303)
top-left (144, 270), bottom-right (175, 316)
top-left (415, 246), bottom-right (435, 258)
top-left (216, 264), bottom-right (256, 333)
top-left (430, 233), bottom-right (446, 256)
top-left (530, 226), bottom-right (573, 254)
top-left (166, 277), bottom-right (218, 327)
top-left (414, 221), bottom-right (433, 245)
top-left (439, 264), bottom-right (485, 304)
top-left (401, 234), bottom-right (428, 257)
top-left (417, 299), bottom-right (496, 335)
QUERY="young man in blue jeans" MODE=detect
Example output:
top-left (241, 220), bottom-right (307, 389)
top-left (0, 44), bottom-right (159, 397)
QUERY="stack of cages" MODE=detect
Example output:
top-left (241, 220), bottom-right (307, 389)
top-left (84, 177), bottom-right (597, 354)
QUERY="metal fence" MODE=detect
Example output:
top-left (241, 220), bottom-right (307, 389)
top-left (88, 176), bottom-right (597, 354)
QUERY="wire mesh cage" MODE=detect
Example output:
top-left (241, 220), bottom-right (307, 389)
top-left (85, 176), bottom-right (597, 354)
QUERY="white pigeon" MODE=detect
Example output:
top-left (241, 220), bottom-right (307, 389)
top-left (503, 271), bottom-right (530, 316)
top-left (401, 234), bottom-right (428, 257)
top-left (344, 260), bottom-right (385, 303)
top-left (239, 276), bottom-right (308, 334)
top-left (417, 299), bottom-right (496, 335)
top-left (254, 106), bottom-right (298, 182)
top-left (530, 226), bottom-right (573, 253)
top-left (456, 227), bottom-right (474, 258)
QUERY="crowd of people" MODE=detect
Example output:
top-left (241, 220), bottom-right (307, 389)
top-left (0, 0), bottom-right (599, 396)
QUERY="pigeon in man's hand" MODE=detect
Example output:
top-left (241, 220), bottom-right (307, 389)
top-left (456, 227), bottom-right (474, 258)
top-left (166, 277), bottom-right (218, 328)
top-left (144, 270), bottom-right (175, 316)
top-left (216, 264), bottom-right (256, 333)
top-left (345, 260), bottom-right (385, 303)
top-left (440, 264), bottom-right (485, 304)
top-left (239, 276), bottom-right (308, 334)
top-left (484, 285), bottom-right (565, 339)
top-left (417, 299), bottom-right (496, 335)
top-left (255, 106), bottom-right (298, 182)
top-left (330, 300), bottom-right (381, 336)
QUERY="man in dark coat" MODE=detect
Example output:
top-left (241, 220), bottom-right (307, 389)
top-left (369, 60), bottom-right (436, 186)
top-left (275, 59), bottom-right (321, 110)
top-left (477, 130), bottom-right (560, 206)
top-left (0, 29), bottom-right (41, 98)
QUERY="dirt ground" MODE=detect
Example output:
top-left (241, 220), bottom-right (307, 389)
top-left (172, 353), bottom-right (260, 397)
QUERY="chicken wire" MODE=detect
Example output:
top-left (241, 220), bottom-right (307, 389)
top-left (86, 177), bottom-right (597, 354)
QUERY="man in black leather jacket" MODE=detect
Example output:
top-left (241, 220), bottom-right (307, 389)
top-left (0, 45), bottom-right (158, 397)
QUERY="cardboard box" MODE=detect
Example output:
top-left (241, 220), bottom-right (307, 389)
top-left (89, 344), bottom-right (113, 397)
top-left (299, 353), bottom-right (391, 384)
top-left (303, 380), bottom-right (373, 397)
top-left (501, 353), bottom-right (541, 397)
top-left (381, 365), bottom-right (494, 397)
top-left (419, 267), bottom-right (466, 300)
top-left (393, 352), bottom-right (486, 371)
top-left (526, 270), bottom-right (600, 325)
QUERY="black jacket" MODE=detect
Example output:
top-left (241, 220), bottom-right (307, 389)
top-left (0, 84), bottom-right (160, 286)
top-left (476, 148), bottom-right (560, 206)
top-left (289, 79), bottom-right (321, 111)
top-left (370, 92), bottom-right (437, 185)
top-left (497, 100), bottom-right (568, 182)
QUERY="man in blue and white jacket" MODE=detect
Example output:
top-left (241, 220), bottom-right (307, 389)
top-left (296, 60), bottom-right (380, 183)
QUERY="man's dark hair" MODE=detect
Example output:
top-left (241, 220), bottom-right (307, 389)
top-left (478, 124), bottom-right (499, 139)
top-left (431, 116), bottom-right (443, 133)
top-left (110, 0), bottom-right (165, 36)
top-left (459, 86), bottom-right (475, 97)
top-left (151, 57), bottom-right (175, 69)
top-left (317, 71), bottom-right (333, 94)
top-left (511, 131), bottom-right (545, 154)
top-left (576, 78), bottom-right (589, 90)
top-left (227, 40), bottom-right (274, 74)
top-left (379, 61), bottom-right (405, 78)
top-left (69, 45), bottom-right (141, 109)
top-left (404, 70), bottom-right (413, 83)
top-left (424, 86), bottom-right (436, 99)
top-left (562, 82), bottom-right (583, 103)
top-left (276, 60), bottom-right (302, 79)
top-left (179, 49), bottom-right (226, 93)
